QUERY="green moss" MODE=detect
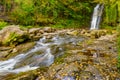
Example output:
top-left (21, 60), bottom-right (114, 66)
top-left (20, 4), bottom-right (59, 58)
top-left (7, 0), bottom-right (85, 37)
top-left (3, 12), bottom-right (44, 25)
top-left (54, 52), bottom-right (71, 64)
top-left (3, 32), bottom-right (18, 46)
top-left (77, 39), bottom-right (94, 46)
top-left (0, 21), bottom-right (7, 30)
top-left (3, 32), bottom-right (28, 46)
top-left (117, 37), bottom-right (120, 70)
top-left (117, 25), bottom-right (120, 70)
top-left (20, 25), bottom-right (34, 29)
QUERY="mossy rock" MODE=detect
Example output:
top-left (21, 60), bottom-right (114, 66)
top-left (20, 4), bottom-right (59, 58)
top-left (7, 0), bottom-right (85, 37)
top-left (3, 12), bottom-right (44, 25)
top-left (0, 25), bottom-right (29, 46)
top-left (3, 32), bottom-right (28, 46)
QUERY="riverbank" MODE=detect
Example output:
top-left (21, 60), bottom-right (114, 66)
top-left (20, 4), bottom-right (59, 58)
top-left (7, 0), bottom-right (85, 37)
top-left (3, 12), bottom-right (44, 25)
top-left (0, 25), bottom-right (119, 80)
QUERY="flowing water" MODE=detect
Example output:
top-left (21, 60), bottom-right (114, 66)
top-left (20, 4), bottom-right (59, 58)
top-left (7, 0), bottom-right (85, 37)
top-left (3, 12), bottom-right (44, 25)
top-left (90, 4), bottom-right (104, 30)
top-left (0, 34), bottom-right (84, 76)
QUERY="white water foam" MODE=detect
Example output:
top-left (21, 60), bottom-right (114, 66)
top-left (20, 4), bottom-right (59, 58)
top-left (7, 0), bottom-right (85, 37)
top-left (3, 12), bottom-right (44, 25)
top-left (0, 34), bottom-right (84, 75)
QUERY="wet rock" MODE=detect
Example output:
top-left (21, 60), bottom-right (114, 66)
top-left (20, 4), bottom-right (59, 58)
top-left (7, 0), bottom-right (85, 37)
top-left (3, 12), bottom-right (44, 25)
top-left (32, 36), bottom-right (42, 41)
top-left (45, 35), bottom-right (53, 39)
top-left (0, 50), bottom-right (11, 59)
top-left (0, 47), bottom-right (12, 60)
top-left (13, 42), bottom-right (35, 53)
top-left (5, 42), bottom-right (35, 60)
top-left (0, 28), bottom-right (119, 80)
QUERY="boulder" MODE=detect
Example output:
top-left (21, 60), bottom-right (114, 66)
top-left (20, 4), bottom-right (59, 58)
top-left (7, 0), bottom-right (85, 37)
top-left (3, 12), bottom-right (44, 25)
top-left (87, 30), bottom-right (107, 38)
top-left (28, 28), bottom-right (41, 34)
top-left (28, 27), bottom-right (56, 41)
top-left (43, 27), bottom-right (56, 33)
top-left (0, 25), bottom-right (29, 46)
top-left (0, 42), bottom-right (35, 61)
top-left (67, 30), bottom-right (78, 36)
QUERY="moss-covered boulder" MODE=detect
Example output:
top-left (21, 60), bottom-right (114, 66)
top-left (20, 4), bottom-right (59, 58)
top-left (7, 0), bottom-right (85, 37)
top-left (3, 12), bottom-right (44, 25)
top-left (81, 29), bottom-right (113, 39)
top-left (0, 25), bottom-right (29, 46)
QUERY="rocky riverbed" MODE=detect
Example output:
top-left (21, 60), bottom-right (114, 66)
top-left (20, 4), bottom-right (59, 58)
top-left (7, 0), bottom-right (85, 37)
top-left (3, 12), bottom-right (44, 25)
top-left (0, 25), bottom-right (119, 80)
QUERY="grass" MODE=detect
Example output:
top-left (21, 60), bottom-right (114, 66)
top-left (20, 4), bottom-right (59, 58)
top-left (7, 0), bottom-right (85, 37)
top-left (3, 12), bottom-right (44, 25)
top-left (0, 21), bottom-right (7, 30)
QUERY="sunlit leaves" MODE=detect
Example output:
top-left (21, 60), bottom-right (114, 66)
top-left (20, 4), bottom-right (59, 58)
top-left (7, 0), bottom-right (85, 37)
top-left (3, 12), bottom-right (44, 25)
top-left (94, 0), bottom-right (119, 26)
top-left (1, 0), bottom-right (94, 26)
top-left (20, 0), bottom-right (34, 13)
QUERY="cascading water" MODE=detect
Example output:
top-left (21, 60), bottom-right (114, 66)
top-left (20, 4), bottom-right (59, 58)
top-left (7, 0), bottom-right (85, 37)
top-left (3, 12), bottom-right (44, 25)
top-left (90, 4), bottom-right (104, 30)
top-left (0, 33), bottom-right (84, 76)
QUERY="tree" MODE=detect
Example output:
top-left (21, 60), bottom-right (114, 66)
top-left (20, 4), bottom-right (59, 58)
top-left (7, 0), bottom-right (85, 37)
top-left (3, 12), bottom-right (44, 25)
top-left (1, 0), bottom-right (95, 27)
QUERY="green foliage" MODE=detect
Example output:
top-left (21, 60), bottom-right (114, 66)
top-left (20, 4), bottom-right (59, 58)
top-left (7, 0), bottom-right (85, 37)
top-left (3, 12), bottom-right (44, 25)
top-left (0, 21), bottom-right (7, 30)
top-left (11, 0), bottom-right (35, 25)
top-left (0, 0), bottom-right (94, 28)
top-left (94, 0), bottom-right (119, 26)
top-left (1, 0), bottom-right (119, 28)
top-left (52, 19), bottom-right (82, 29)
top-left (104, 3), bottom-right (118, 26)
top-left (117, 25), bottom-right (120, 70)
top-left (20, 25), bottom-right (34, 29)
top-left (101, 25), bottom-right (116, 30)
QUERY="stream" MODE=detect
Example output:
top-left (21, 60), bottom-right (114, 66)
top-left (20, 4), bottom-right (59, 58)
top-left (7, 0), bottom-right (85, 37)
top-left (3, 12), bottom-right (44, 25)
top-left (0, 33), bottom-right (84, 76)
top-left (0, 29), bottom-right (119, 80)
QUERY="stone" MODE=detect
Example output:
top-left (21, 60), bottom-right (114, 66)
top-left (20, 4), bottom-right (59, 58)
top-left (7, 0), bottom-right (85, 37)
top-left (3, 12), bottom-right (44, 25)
top-left (67, 30), bottom-right (78, 36)
top-left (39, 30), bottom-right (44, 34)
top-left (81, 29), bottom-right (87, 34)
top-left (28, 28), bottom-right (41, 34)
top-left (0, 46), bottom-right (11, 51)
top-left (98, 34), bottom-right (117, 42)
top-left (36, 33), bottom-right (42, 36)
top-left (0, 25), bottom-right (29, 46)
top-left (33, 36), bottom-right (42, 41)
top-left (0, 50), bottom-right (11, 58)
top-left (43, 27), bottom-right (55, 33)
top-left (5, 42), bottom-right (35, 60)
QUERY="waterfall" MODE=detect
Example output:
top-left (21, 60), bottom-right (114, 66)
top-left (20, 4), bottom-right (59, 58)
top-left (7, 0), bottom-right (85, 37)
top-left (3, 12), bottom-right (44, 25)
top-left (90, 4), bottom-right (104, 30)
